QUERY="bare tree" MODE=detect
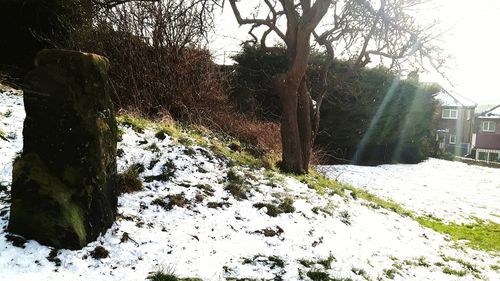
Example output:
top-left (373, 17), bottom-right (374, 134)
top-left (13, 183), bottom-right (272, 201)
top-left (228, 0), bottom-right (444, 174)
top-left (90, 0), bottom-right (221, 52)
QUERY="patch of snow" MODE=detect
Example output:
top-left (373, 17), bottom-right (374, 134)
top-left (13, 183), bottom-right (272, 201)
top-left (318, 159), bottom-right (500, 224)
top-left (435, 89), bottom-right (477, 108)
top-left (1, 91), bottom-right (499, 281)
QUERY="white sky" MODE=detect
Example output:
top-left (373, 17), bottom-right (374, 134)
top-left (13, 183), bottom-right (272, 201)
top-left (209, 0), bottom-right (500, 105)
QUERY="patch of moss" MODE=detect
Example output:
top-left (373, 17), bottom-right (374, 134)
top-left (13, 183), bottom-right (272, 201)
top-left (117, 127), bottom-right (124, 142)
top-left (417, 217), bottom-right (500, 252)
top-left (9, 153), bottom-right (87, 249)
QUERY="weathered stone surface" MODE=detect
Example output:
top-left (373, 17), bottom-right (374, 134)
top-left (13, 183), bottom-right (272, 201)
top-left (8, 49), bottom-right (117, 249)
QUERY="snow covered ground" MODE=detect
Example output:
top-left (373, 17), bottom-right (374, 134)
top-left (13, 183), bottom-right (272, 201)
top-left (1, 90), bottom-right (499, 280)
top-left (317, 159), bottom-right (500, 224)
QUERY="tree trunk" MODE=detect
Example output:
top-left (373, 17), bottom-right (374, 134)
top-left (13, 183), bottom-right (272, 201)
top-left (297, 78), bottom-right (313, 171)
top-left (277, 31), bottom-right (314, 174)
top-left (277, 73), bottom-right (305, 174)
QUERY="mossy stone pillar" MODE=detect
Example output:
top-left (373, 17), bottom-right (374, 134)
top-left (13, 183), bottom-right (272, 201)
top-left (8, 49), bottom-right (118, 249)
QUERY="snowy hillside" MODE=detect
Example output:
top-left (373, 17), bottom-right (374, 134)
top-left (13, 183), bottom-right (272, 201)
top-left (318, 160), bottom-right (500, 224)
top-left (0, 90), bottom-right (499, 280)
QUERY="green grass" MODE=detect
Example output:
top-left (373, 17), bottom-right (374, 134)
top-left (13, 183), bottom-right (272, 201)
top-left (253, 198), bottom-right (295, 217)
top-left (116, 112), bottom-right (499, 255)
top-left (144, 160), bottom-right (176, 182)
top-left (351, 268), bottom-right (369, 280)
top-left (298, 170), bottom-right (499, 254)
top-left (293, 170), bottom-right (347, 195)
top-left (225, 169), bottom-right (248, 200)
top-left (210, 141), bottom-right (276, 169)
top-left (306, 270), bottom-right (330, 281)
top-left (295, 170), bottom-right (415, 218)
top-left (317, 254), bottom-right (336, 269)
top-left (349, 188), bottom-right (414, 218)
top-left (117, 163), bottom-right (144, 194)
top-left (147, 271), bottom-right (201, 281)
top-left (441, 256), bottom-right (480, 272)
top-left (442, 267), bottom-right (467, 276)
top-left (416, 256), bottom-right (430, 267)
top-left (383, 268), bottom-right (397, 279)
top-left (417, 217), bottom-right (500, 252)
top-left (117, 113), bottom-right (151, 133)
top-left (117, 112), bottom-right (278, 170)
top-left (0, 130), bottom-right (6, 141)
top-left (117, 113), bottom-right (183, 141)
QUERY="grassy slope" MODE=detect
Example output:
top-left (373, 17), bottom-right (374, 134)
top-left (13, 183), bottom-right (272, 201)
top-left (117, 113), bottom-right (500, 254)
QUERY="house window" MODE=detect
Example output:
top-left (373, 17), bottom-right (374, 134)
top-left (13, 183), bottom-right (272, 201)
top-left (442, 109), bottom-right (458, 119)
top-left (478, 152), bottom-right (487, 161)
top-left (449, 134), bottom-right (456, 144)
top-left (482, 121), bottom-right (496, 132)
top-left (491, 153), bottom-right (499, 163)
top-left (467, 110), bottom-right (471, 120)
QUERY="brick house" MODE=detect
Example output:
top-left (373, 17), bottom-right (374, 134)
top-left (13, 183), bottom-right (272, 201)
top-left (434, 89), bottom-right (476, 156)
top-left (472, 105), bottom-right (500, 162)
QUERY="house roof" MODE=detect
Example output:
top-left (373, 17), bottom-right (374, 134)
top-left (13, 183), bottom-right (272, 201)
top-left (478, 105), bottom-right (500, 119)
top-left (434, 89), bottom-right (477, 108)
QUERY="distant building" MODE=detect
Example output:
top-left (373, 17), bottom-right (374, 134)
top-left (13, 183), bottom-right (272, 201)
top-left (472, 105), bottom-right (500, 162)
top-left (434, 89), bottom-right (477, 156)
